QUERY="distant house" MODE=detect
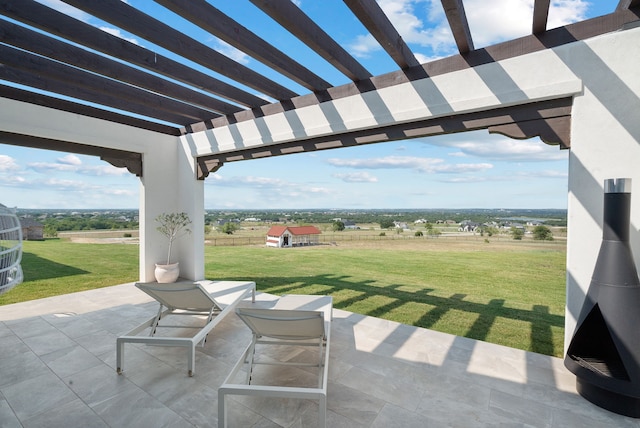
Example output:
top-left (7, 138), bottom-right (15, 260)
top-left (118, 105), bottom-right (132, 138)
top-left (459, 220), bottom-right (480, 232)
top-left (266, 225), bottom-right (321, 248)
top-left (393, 221), bottom-right (409, 229)
top-left (0, 204), bottom-right (40, 239)
top-left (20, 218), bottom-right (44, 241)
top-left (343, 220), bottom-right (359, 230)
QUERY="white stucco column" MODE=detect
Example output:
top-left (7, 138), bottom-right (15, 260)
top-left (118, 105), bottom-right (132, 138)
top-left (176, 136), bottom-right (204, 281)
top-left (139, 135), bottom-right (204, 282)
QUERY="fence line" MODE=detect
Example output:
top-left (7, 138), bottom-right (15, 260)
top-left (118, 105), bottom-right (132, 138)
top-left (58, 230), bottom-right (564, 246)
top-left (204, 233), bottom-right (565, 246)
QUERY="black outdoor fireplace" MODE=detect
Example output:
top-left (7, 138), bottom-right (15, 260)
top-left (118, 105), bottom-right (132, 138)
top-left (565, 178), bottom-right (640, 417)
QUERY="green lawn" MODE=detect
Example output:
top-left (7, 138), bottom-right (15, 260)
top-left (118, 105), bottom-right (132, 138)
top-left (2, 238), bottom-right (567, 357)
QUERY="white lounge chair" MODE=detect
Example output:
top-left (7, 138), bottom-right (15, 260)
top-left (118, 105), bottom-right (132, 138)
top-left (117, 280), bottom-right (255, 376)
top-left (218, 294), bottom-right (332, 428)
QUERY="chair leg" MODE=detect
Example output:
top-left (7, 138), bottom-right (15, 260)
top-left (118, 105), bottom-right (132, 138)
top-left (188, 345), bottom-right (195, 377)
top-left (317, 339), bottom-right (325, 388)
top-left (116, 338), bottom-right (124, 374)
top-left (218, 389), bottom-right (227, 428)
top-left (319, 395), bottom-right (327, 428)
top-left (149, 304), bottom-right (163, 336)
top-left (245, 336), bottom-right (257, 384)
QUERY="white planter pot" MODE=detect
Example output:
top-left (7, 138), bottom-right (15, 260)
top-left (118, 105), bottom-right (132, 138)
top-left (155, 262), bottom-right (179, 283)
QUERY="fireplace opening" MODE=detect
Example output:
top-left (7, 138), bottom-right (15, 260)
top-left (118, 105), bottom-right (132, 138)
top-left (567, 303), bottom-right (629, 381)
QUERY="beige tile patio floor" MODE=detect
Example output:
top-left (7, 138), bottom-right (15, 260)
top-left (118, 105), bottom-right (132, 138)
top-left (1, 282), bottom-right (639, 427)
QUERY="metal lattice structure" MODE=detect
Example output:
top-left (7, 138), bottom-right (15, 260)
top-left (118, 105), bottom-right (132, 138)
top-left (0, 205), bottom-right (23, 295)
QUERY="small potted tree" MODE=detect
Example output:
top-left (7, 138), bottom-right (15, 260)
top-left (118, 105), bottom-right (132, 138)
top-left (154, 212), bottom-right (192, 283)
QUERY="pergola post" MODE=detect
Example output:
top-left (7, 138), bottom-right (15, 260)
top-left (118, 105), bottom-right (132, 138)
top-left (139, 138), bottom-right (204, 282)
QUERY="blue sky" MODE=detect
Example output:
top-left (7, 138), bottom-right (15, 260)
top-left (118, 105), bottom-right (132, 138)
top-left (0, 0), bottom-right (619, 210)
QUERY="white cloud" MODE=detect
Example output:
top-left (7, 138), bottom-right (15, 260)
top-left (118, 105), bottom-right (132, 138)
top-left (349, 0), bottom-right (590, 59)
top-left (214, 40), bottom-right (251, 65)
top-left (413, 51), bottom-right (443, 64)
top-left (426, 136), bottom-right (568, 162)
top-left (0, 155), bottom-right (19, 172)
top-left (27, 160), bottom-right (129, 176)
top-left (103, 188), bottom-right (137, 196)
top-left (99, 27), bottom-right (141, 45)
top-left (43, 177), bottom-right (91, 190)
top-left (547, 1), bottom-right (589, 29)
top-left (35, 0), bottom-right (92, 21)
top-left (348, 0), bottom-right (457, 58)
top-left (27, 162), bottom-right (78, 173)
top-left (35, 1), bottom-right (141, 45)
top-left (513, 169), bottom-right (568, 179)
top-left (333, 172), bottom-right (379, 183)
top-left (209, 174), bottom-right (331, 198)
top-left (238, 176), bottom-right (289, 186)
top-left (464, 0), bottom-right (588, 48)
top-left (438, 167), bottom-right (568, 184)
top-left (327, 155), bottom-right (492, 174)
top-left (348, 34), bottom-right (382, 58)
top-left (58, 154), bottom-right (82, 166)
top-left (0, 175), bottom-right (27, 187)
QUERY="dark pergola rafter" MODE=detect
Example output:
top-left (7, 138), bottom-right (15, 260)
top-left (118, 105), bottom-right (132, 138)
top-left (61, 0), bottom-right (297, 101)
top-left (0, 86), bottom-right (180, 136)
top-left (343, 0), bottom-right (420, 69)
top-left (0, 45), bottom-right (207, 125)
top-left (0, 0), bottom-right (266, 110)
top-left (250, 0), bottom-right (372, 82)
top-left (155, 0), bottom-right (332, 93)
top-left (618, 0), bottom-right (640, 10)
top-left (0, 21), bottom-right (238, 116)
top-left (532, 0), bottom-right (551, 34)
top-left (441, 0), bottom-right (474, 53)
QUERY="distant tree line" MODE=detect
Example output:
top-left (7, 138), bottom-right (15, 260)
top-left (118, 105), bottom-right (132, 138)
top-left (43, 216), bottom-right (138, 233)
top-left (204, 208), bottom-right (567, 227)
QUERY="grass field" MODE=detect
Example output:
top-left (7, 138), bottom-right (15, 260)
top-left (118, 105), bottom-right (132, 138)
top-left (1, 236), bottom-right (567, 357)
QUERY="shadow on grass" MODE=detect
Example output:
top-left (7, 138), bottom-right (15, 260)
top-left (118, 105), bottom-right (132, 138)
top-left (21, 252), bottom-right (88, 281)
top-left (218, 273), bottom-right (561, 356)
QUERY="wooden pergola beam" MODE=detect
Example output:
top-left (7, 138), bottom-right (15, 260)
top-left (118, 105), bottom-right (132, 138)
top-left (618, 0), bottom-right (640, 10)
top-left (0, 20), bottom-right (237, 117)
top-left (0, 86), bottom-right (182, 136)
top-left (156, 0), bottom-right (331, 92)
top-left (197, 98), bottom-right (572, 179)
top-left (343, 0), bottom-right (420, 69)
top-left (61, 0), bottom-right (298, 101)
top-left (441, 0), bottom-right (474, 53)
top-left (0, 0), bottom-right (265, 108)
top-left (532, 0), bottom-right (551, 34)
top-left (0, 131), bottom-right (143, 177)
top-left (250, 0), bottom-right (372, 82)
top-left (0, 44), bottom-right (214, 126)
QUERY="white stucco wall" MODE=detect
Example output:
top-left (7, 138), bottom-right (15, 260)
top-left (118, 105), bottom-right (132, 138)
top-left (0, 99), bottom-right (203, 282)
top-left (559, 26), bottom-right (640, 351)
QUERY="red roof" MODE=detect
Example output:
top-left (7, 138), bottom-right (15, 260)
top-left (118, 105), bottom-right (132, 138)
top-left (289, 226), bottom-right (321, 235)
top-left (267, 225), bottom-right (321, 237)
top-left (266, 226), bottom-right (288, 237)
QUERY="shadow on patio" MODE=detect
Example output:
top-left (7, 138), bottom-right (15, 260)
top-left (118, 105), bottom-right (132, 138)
top-left (220, 273), bottom-right (564, 357)
top-left (0, 282), bottom-right (638, 427)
